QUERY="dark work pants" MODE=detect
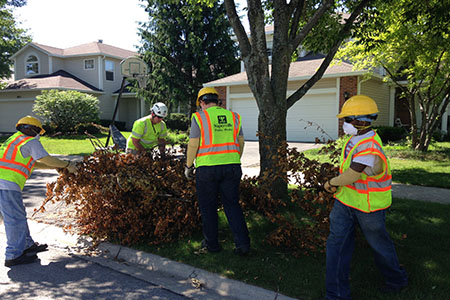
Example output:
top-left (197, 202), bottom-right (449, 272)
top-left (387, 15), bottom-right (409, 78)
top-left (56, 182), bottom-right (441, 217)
top-left (195, 164), bottom-right (250, 251)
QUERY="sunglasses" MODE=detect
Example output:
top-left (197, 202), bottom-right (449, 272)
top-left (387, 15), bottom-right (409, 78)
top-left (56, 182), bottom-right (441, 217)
top-left (344, 117), bottom-right (357, 123)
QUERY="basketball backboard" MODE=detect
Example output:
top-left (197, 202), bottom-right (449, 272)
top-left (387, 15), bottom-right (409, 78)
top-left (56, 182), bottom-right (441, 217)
top-left (120, 56), bottom-right (149, 77)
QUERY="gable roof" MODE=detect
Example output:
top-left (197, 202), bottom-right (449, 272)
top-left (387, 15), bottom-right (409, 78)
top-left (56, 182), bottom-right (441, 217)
top-left (1, 70), bottom-right (103, 93)
top-left (10, 41), bottom-right (137, 60)
top-left (204, 58), bottom-right (369, 87)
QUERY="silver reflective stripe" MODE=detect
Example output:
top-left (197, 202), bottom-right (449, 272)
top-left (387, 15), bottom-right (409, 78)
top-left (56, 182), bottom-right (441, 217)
top-left (198, 144), bottom-right (240, 154)
top-left (132, 131), bottom-right (143, 138)
top-left (196, 111), bottom-right (211, 146)
top-left (140, 138), bottom-right (157, 145)
top-left (353, 178), bottom-right (391, 191)
top-left (4, 135), bottom-right (28, 161)
top-left (143, 120), bottom-right (148, 135)
top-left (0, 161), bottom-right (31, 177)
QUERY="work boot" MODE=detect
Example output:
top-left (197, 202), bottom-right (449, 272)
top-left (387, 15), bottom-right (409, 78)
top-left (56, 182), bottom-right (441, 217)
top-left (200, 239), bottom-right (222, 253)
top-left (5, 252), bottom-right (38, 267)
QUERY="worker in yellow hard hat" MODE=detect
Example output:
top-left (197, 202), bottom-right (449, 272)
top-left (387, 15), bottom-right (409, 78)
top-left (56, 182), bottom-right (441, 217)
top-left (0, 116), bottom-right (78, 267)
top-left (185, 87), bottom-right (250, 255)
top-left (321, 95), bottom-right (408, 299)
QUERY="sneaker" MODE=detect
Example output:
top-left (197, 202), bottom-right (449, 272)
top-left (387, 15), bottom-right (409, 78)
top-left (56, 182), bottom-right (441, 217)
top-left (200, 239), bottom-right (222, 253)
top-left (24, 242), bottom-right (48, 254)
top-left (5, 252), bottom-right (38, 267)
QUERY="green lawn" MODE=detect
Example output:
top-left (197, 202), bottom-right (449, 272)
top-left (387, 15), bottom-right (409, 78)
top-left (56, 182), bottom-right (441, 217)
top-left (132, 198), bottom-right (450, 300)
top-left (305, 141), bottom-right (450, 189)
top-left (0, 131), bottom-right (188, 156)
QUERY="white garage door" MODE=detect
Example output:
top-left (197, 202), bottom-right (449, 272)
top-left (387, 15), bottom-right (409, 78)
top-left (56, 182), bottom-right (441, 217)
top-left (230, 92), bottom-right (338, 142)
top-left (0, 100), bottom-right (35, 133)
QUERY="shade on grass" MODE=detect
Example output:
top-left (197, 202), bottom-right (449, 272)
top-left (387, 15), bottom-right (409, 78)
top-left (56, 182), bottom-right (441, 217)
top-left (132, 199), bottom-right (450, 300)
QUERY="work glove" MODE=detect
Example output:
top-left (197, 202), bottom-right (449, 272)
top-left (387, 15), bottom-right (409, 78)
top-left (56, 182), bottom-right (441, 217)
top-left (324, 180), bottom-right (337, 193)
top-left (66, 161), bottom-right (79, 174)
top-left (184, 165), bottom-right (195, 180)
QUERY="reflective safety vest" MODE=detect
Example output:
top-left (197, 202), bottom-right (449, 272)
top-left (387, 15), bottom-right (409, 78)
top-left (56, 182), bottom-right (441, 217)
top-left (334, 131), bottom-right (392, 213)
top-left (193, 106), bottom-right (241, 167)
top-left (0, 132), bottom-right (37, 190)
top-left (126, 116), bottom-right (167, 150)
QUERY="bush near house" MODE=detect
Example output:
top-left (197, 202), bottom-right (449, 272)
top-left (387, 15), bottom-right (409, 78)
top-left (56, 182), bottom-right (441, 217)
top-left (165, 113), bottom-right (189, 131)
top-left (33, 90), bottom-right (100, 134)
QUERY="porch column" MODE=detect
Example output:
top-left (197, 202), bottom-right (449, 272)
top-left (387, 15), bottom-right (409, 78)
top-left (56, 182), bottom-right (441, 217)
top-left (389, 86), bottom-right (395, 126)
top-left (442, 104), bottom-right (449, 133)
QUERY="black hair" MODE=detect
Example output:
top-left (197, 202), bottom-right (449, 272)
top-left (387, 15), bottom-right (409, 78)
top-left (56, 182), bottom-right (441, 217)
top-left (200, 94), bottom-right (219, 105)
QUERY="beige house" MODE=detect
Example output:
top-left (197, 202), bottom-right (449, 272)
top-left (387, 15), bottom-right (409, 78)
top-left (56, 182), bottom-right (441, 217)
top-left (209, 23), bottom-right (449, 141)
top-left (0, 41), bottom-right (149, 133)
top-left (205, 57), bottom-right (396, 142)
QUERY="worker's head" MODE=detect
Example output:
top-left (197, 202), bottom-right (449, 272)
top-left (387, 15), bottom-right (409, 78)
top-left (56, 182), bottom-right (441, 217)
top-left (196, 87), bottom-right (219, 108)
top-left (151, 102), bottom-right (168, 124)
top-left (16, 115), bottom-right (46, 137)
top-left (337, 95), bottom-right (379, 135)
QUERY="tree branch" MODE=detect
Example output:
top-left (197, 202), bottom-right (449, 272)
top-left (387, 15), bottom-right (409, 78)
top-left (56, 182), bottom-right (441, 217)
top-left (287, 0), bottom-right (374, 109)
top-left (288, 0), bottom-right (305, 42)
top-left (224, 0), bottom-right (251, 57)
top-left (289, 0), bottom-right (334, 50)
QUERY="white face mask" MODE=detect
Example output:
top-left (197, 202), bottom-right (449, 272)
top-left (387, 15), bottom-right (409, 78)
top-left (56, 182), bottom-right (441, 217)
top-left (343, 122), bottom-right (358, 135)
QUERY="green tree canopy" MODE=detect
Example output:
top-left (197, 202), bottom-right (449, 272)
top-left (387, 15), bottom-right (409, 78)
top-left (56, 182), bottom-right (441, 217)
top-left (138, 0), bottom-right (240, 113)
top-left (0, 0), bottom-right (30, 79)
top-left (337, 0), bottom-right (450, 151)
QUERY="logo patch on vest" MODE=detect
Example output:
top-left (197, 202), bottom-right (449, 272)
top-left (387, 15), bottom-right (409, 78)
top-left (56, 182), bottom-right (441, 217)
top-left (217, 115), bottom-right (227, 124)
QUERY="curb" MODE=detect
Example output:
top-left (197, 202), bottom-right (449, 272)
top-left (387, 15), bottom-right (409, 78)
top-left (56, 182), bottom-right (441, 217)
top-left (97, 242), bottom-right (297, 300)
top-left (23, 219), bottom-right (297, 300)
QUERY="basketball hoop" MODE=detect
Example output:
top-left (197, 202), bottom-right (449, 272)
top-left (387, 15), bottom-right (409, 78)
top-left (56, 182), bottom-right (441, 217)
top-left (133, 74), bottom-right (148, 89)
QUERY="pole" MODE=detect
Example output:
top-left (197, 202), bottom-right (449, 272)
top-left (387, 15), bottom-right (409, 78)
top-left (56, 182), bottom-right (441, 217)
top-left (105, 77), bottom-right (126, 147)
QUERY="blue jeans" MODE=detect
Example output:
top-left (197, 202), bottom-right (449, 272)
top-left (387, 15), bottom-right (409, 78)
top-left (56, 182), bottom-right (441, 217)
top-left (326, 200), bottom-right (407, 300)
top-left (196, 164), bottom-right (250, 250)
top-left (0, 190), bottom-right (35, 260)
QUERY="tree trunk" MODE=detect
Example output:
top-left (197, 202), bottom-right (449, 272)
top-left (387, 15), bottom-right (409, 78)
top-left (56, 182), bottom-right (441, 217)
top-left (258, 104), bottom-right (288, 200)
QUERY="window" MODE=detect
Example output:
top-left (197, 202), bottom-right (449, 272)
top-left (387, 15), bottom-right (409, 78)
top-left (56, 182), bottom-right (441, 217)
top-left (105, 60), bottom-right (114, 81)
top-left (26, 55), bottom-right (39, 75)
top-left (84, 59), bottom-right (95, 70)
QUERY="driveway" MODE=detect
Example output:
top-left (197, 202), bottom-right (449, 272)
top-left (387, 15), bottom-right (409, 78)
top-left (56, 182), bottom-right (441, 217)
top-left (241, 141), bottom-right (322, 177)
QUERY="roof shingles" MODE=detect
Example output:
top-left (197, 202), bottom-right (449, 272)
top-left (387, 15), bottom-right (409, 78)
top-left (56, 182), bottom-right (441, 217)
top-left (206, 59), bottom-right (360, 86)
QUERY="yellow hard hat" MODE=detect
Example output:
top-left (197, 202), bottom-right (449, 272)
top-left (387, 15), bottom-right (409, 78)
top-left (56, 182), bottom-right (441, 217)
top-left (16, 115), bottom-right (46, 134)
top-left (196, 87), bottom-right (219, 107)
top-left (337, 95), bottom-right (379, 118)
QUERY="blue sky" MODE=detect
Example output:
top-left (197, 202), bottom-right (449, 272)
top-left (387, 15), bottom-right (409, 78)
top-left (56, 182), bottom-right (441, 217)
top-left (13, 0), bottom-right (248, 52)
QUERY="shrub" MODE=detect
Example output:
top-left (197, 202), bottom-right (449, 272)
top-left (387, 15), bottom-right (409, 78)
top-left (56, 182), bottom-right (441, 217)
top-left (165, 113), bottom-right (189, 131)
top-left (75, 123), bottom-right (100, 135)
top-left (374, 126), bottom-right (408, 143)
top-left (33, 90), bottom-right (99, 134)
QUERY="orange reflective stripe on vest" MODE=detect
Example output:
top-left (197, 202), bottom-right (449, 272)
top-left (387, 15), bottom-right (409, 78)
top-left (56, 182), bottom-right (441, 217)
top-left (193, 107), bottom-right (241, 167)
top-left (334, 132), bottom-right (392, 212)
top-left (0, 132), bottom-right (36, 188)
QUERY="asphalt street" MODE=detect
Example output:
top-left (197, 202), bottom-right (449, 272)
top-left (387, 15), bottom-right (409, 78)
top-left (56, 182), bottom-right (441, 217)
top-left (0, 241), bottom-right (188, 300)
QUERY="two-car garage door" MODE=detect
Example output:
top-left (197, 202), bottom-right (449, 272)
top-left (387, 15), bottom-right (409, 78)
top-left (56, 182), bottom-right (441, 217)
top-left (230, 92), bottom-right (339, 142)
top-left (0, 100), bottom-right (35, 133)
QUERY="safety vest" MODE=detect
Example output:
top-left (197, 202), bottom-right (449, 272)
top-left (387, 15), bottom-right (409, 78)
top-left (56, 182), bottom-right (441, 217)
top-left (127, 116), bottom-right (167, 150)
top-left (193, 106), bottom-right (241, 167)
top-left (0, 132), bottom-right (37, 190)
top-left (334, 131), bottom-right (392, 213)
